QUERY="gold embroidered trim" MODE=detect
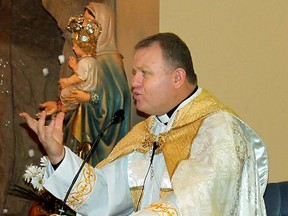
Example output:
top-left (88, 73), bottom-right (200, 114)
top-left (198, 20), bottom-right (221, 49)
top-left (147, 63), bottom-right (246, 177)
top-left (71, 103), bottom-right (82, 142)
top-left (97, 89), bottom-right (237, 178)
top-left (160, 188), bottom-right (173, 199)
top-left (130, 187), bottom-right (174, 212)
top-left (130, 186), bottom-right (144, 211)
top-left (67, 164), bottom-right (97, 210)
top-left (146, 200), bottom-right (178, 216)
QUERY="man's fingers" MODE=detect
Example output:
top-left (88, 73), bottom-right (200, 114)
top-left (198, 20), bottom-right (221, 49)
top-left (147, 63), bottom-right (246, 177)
top-left (19, 112), bottom-right (38, 133)
top-left (37, 111), bottom-right (47, 142)
top-left (55, 112), bottom-right (65, 129)
top-left (52, 113), bottom-right (64, 146)
top-left (46, 119), bottom-right (56, 146)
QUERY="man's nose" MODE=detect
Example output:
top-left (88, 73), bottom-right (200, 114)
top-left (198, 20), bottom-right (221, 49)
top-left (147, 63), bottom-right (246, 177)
top-left (131, 72), bottom-right (142, 88)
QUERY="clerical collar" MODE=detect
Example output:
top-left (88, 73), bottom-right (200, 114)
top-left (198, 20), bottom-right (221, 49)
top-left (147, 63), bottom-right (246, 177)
top-left (156, 86), bottom-right (199, 124)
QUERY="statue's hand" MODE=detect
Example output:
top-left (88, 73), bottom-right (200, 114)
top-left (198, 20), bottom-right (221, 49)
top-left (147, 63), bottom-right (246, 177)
top-left (68, 56), bottom-right (77, 72)
top-left (63, 89), bottom-right (91, 104)
top-left (36, 101), bottom-right (58, 118)
top-left (59, 78), bottom-right (70, 89)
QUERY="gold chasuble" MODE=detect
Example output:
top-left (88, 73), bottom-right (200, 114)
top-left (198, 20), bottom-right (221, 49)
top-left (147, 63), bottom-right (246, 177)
top-left (97, 89), bottom-right (237, 178)
top-left (71, 103), bottom-right (83, 143)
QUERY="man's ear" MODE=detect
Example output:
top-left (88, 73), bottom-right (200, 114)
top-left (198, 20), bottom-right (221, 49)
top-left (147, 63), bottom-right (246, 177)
top-left (173, 68), bottom-right (186, 89)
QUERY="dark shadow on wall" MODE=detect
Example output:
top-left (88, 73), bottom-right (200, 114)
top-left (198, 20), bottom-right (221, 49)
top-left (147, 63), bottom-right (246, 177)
top-left (1, 0), bottom-right (114, 215)
top-left (1, 0), bottom-right (63, 215)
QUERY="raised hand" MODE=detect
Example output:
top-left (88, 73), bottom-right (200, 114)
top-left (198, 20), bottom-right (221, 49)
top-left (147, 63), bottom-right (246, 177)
top-left (19, 111), bottom-right (65, 165)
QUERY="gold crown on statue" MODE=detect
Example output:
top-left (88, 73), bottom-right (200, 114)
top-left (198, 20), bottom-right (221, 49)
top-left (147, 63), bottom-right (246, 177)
top-left (66, 14), bottom-right (102, 57)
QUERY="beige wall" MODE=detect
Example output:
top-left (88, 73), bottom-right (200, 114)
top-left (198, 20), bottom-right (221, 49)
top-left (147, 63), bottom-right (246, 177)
top-left (160, 0), bottom-right (288, 182)
top-left (116, 1), bottom-right (159, 125)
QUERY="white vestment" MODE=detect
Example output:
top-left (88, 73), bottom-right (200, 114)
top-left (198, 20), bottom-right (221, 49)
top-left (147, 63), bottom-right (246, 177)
top-left (44, 88), bottom-right (268, 216)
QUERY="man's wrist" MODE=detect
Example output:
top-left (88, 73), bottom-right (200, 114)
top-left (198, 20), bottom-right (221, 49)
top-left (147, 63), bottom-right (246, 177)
top-left (50, 148), bottom-right (65, 167)
top-left (51, 155), bottom-right (65, 170)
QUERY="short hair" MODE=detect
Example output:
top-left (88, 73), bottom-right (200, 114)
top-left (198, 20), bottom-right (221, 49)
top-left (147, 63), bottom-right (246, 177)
top-left (135, 32), bottom-right (197, 85)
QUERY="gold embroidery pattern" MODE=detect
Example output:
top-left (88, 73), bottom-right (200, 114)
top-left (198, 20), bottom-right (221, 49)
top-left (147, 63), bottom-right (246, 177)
top-left (130, 187), bottom-right (174, 211)
top-left (130, 186), bottom-right (144, 211)
top-left (97, 119), bottom-right (155, 168)
top-left (160, 188), bottom-right (173, 199)
top-left (146, 201), bottom-right (178, 216)
top-left (97, 89), bottom-right (237, 176)
top-left (67, 164), bottom-right (97, 210)
top-left (71, 103), bottom-right (82, 142)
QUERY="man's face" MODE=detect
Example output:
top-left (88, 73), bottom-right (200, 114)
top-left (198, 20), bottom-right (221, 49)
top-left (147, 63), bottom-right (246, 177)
top-left (132, 43), bottom-right (176, 116)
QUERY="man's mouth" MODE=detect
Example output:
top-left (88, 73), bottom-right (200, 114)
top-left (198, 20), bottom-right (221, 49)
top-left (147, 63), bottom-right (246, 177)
top-left (133, 91), bottom-right (141, 100)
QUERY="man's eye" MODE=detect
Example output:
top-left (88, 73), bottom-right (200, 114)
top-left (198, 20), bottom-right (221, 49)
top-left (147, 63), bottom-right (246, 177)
top-left (142, 71), bottom-right (149, 77)
top-left (131, 69), bottom-right (149, 77)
